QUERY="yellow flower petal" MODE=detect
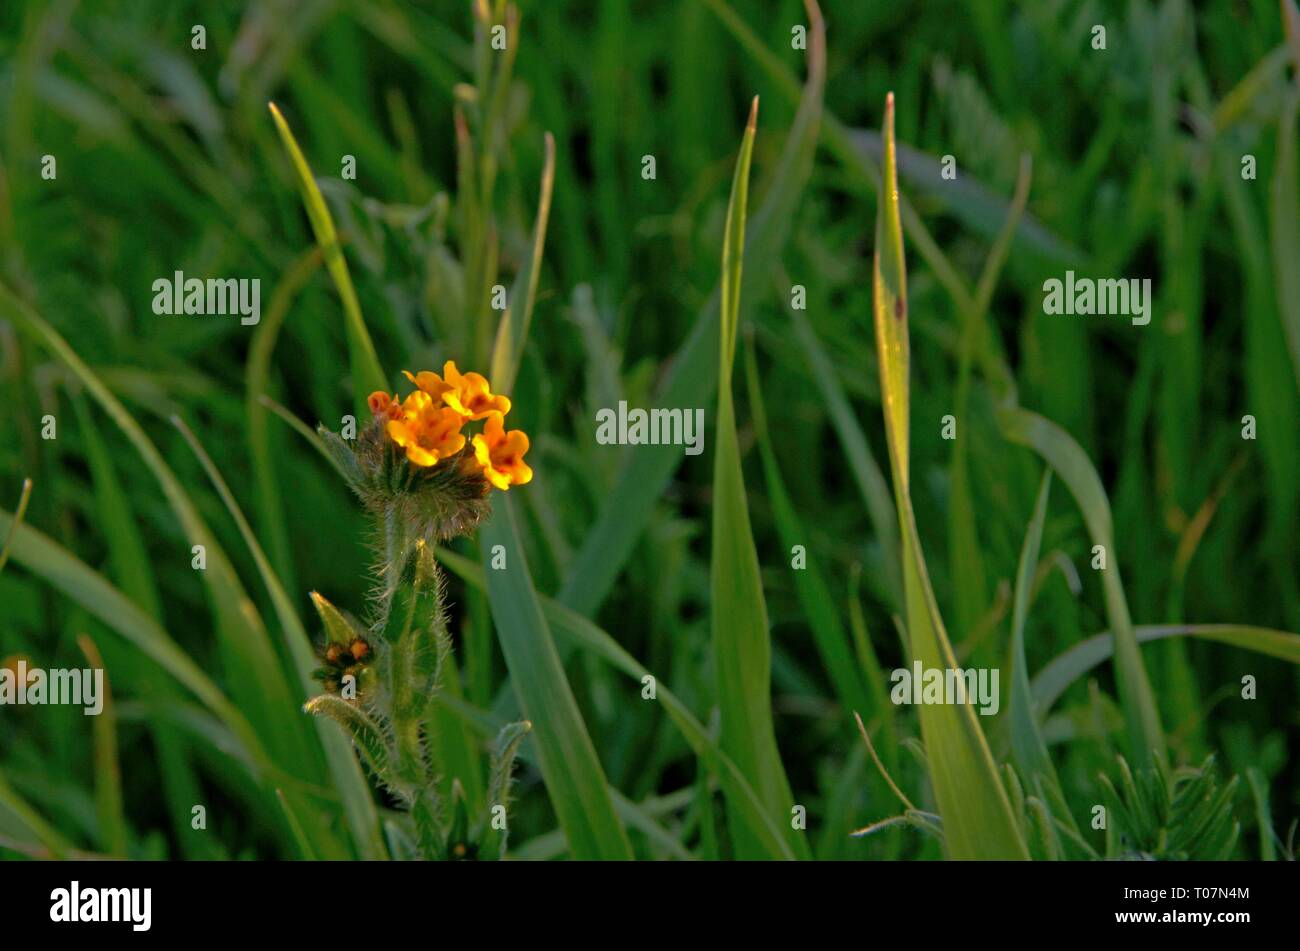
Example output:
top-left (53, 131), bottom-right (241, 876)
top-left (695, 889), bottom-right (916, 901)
top-left (405, 444), bottom-right (438, 467)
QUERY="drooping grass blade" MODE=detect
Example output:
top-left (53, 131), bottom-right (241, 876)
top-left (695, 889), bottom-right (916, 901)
top-left (998, 404), bottom-right (1166, 768)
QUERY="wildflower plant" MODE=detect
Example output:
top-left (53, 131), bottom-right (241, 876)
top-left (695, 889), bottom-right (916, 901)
top-left (305, 364), bottom-right (532, 860)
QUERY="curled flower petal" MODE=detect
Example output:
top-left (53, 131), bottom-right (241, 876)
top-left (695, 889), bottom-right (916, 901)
top-left (405, 443), bottom-right (439, 467)
top-left (402, 368), bottom-right (453, 401)
top-left (442, 360), bottom-right (512, 420)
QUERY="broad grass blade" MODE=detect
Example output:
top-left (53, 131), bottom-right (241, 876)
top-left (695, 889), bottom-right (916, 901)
top-left (480, 496), bottom-right (633, 860)
top-left (871, 94), bottom-right (1028, 860)
top-left (0, 510), bottom-right (266, 768)
top-left (437, 548), bottom-right (798, 860)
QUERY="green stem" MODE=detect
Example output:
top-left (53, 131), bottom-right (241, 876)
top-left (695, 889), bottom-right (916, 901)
top-left (379, 508), bottom-right (447, 855)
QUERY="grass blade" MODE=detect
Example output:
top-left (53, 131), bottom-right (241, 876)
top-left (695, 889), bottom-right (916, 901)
top-left (1245, 767), bottom-right (1277, 861)
top-left (77, 635), bottom-right (129, 857)
top-left (246, 246), bottom-right (324, 596)
top-left (0, 769), bottom-right (72, 860)
top-left (1270, 84), bottom-right (1300, 392)
top-left (437, 548), bottom-right (797, 860)
top-left (871, 93), bottom-right (1028, 860)
top-left (274, 788), bottom-right (318, 861)
top-left (1006, 471), bottom-right (1076, 831)
top-left (998, 404), bottom-right (1166, 767)
top-left (948, 155), bottom-right (1032, 639)
top-left (1032, 624), bottom-right (1300, 714)
top-left (268, 101), bottom-right (387, 410)
top-left (73, 395), bottom-right (212, 856)
top-left (0, 283), bottom-right (321, 779)
top-left (0, 477), bottom-right (33, 578)
top-left (744, 334), bottom-right (872, 722)
top-left (480, 496), bottom-right (632, 860)
top-left (711, 99), bottom-right (807, 859)
top-left (789, 307), bottom-right (901, 608)
top-left (0, 509), bottom-right (266, 770)
top-left (559, 0), bottom-right (826, 616)
top-left (172, 415), bottom-right (385, 860)
top-left (1007, 472), bottom-right (1054, 779)
top-left (490, 132), bottom-right (556, 393)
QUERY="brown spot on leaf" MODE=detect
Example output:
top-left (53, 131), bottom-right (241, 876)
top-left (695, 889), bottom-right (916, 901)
top-left (894, 298), bottom-right (905, 320)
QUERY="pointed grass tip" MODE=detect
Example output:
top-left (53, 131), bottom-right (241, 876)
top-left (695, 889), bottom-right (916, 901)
top-left (747, 95), bottom-right (759, 131)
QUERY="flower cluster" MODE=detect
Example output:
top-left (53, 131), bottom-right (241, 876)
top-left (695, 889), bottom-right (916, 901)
top-left (368, 361), bottom-right (532, 490)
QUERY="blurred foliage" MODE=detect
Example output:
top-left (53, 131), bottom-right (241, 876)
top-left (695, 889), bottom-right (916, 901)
top-left (0, 0), bottom-right (1296, 860)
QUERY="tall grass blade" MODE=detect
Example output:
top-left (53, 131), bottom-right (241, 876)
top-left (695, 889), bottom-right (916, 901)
top-left (436, 548), bottom-right (797, 860)
top-left (711, 99), bottom-right (807, 859)
top-left (1246, 767), bottom-right (1277, 861)
top-left (268, 101), bottom-right (387, 409)
top-left (0, 769), bottom-right (72, 860)
top-left (490, 132), bottom-right (556, 393)
top-left (245, 247), bottom-right (324, 596)
top-left (480, 496), bottom-right (633, 859)
top-left (74, 396), bottom-right (209, 855)
top-left (744, 334), bottom-right (872, 722)
top-left (789, 308), bottom-right (901, 607)
top-left (559, 0), bottom-right (825, 616)
top-left (871, 93), bottom-right (1028, 860)
top-left (1269, 84), bottom-right (1300, 391)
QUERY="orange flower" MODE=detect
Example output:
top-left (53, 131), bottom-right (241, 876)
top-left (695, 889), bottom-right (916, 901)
top-left (386, 390), bottom-right (466, 467)
top-left (441, 361), bottom-right (511, 420)
top-left (472, 414), bottom-right (532, 490)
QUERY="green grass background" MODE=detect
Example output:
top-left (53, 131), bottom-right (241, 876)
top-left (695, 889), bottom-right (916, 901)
top-left (0, 0), bottom-right (1296, 860)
